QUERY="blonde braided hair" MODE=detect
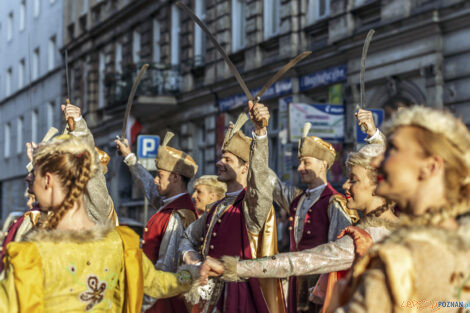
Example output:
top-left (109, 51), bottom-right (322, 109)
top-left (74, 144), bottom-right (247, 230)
top-left (33, 135), bottom-right (97, 230)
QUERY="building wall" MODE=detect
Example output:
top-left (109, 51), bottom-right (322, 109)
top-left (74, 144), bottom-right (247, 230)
top-left (62, 0), bottom-right (470, 221)
top-left (0, 0), bottom-right (64, 219)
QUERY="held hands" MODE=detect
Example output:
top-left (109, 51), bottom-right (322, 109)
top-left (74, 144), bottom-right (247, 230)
top-left (248, 100), bottom-right (270, 136)
top-left (199, 256), bottom-right (225, 285)
top-left (61, 103), bottom-right (81, 121)
top-left (337, 226), bottom-right (373, 258)
top-left (355, 109), bottom-right (377, 137)
top-left (114, 138), bottom-right (132, 157)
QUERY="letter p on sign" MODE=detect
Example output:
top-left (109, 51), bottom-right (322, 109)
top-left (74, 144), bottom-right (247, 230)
top-left (137, 135), bottom-right (160, 159)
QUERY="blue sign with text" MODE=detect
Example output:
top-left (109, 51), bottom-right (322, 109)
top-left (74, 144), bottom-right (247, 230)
top-left (299, 65), bottom-right (347, 91)
top-left (137, 135), bottom-right (160, 159)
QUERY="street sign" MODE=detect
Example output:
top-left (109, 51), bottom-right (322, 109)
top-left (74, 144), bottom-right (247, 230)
top-left (356, 108), bottom-right (384, 143)
top-left (137, 135), bottom-right (160, 171)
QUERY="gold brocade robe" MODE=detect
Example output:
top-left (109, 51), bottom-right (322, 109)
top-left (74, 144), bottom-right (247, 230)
top-left (0, 226), bottom-right (192, 313)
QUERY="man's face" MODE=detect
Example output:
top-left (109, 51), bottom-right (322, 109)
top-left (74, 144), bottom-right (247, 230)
top-left (375, 126), bottom-right (426, 212)
top-left (297, 156), bottom-right (326, 185)
top-left (153, 169), bottom-right (172, 197)
top-left (192, 184), bottom-right (216, 214)
top-left (216, 152), bottom-right (247, 183)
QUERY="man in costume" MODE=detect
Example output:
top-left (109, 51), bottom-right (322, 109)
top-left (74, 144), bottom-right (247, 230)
top-left (0, 103), bottom-right (117, 273)
top-left (268, 122), bottom-right (358, 313)
top-left (179, 101), bottom-right (284, 313)
top-left (116, 133), bottom-right (198, 313)
top-left (191, 175), bottom-right (227, 215)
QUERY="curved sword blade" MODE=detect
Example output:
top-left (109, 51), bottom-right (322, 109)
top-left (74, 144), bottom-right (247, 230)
top-left (121, 63), bottom-right (149, 139)
top-left (254, 51), bottom-right (312, 100)
top-left (177, 1), bottom-right (253, 101)
top-left (360, 29), bottom-right (375, 109)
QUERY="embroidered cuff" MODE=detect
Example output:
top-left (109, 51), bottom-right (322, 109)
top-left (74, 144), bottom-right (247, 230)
top-left (251, 131), bottom-right (268, 140)
top-left (365, 129), bottom-right (380, 143)
top-left (124, 153), bottom-right (137, 166)
top-left (178, 264), bottom-right (201, 284)
top-left (26, 162), bottom-right (33, 172)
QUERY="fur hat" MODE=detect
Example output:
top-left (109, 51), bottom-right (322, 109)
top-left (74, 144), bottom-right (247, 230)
top-left (155, 131), bottom-right (198, 179)
top-left (222, 113), bottom-right (252, 162)
top-left (298, 122), bottom-right (336, 168)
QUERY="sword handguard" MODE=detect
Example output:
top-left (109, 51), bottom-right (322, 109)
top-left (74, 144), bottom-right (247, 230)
top-left (355, 104), bottom-right (369, 134)
top-left (252, 97), bottom-right (269, 128)
top-left (115, 135), bottom-right (129, 156)
top-left (65, 99), bottom-right (75, 132)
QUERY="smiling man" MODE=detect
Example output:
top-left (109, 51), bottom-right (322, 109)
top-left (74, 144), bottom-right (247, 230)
top-left (179, 102), bottom-right (284, 313)
top-left (268, 122), bottom-right (359, 313)
top-left (116, 133), bottom-right (198, 313)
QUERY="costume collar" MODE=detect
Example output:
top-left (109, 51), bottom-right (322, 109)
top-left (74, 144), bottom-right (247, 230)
top-left (305, 183), bottom-right (327, 197)
top-left (162, 192), bottom-right (186, 205)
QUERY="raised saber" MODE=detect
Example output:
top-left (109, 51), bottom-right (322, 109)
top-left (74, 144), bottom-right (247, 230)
top-left (65, 50), bottom-right (74, 131)
top-left (176, 2), bottom-right (252, 101)
top-left (118, 63), bottom-right (149, 143)
top-left (177, 1), bottom-right (311, 127)
top-left (358, 29), bottom-right (375, 133)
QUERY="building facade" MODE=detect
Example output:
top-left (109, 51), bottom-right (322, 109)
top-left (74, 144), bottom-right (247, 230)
top-left (64, 0), bottom-right (470, 222)
top-left (0, 0), bottom-right (65, 220)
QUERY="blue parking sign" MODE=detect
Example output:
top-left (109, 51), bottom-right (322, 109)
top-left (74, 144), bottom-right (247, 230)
top-left (356, 109), bottom-right (384, 143)
top-left (137, 135), bottom-right (160, 159)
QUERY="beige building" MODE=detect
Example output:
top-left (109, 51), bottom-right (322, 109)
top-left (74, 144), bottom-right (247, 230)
top-left (63, 0), bottom-right (470, 221)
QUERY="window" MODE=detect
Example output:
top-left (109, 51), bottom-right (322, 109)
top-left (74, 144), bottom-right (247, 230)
top-left (232, 0), bottom-right (246, 52)
top-left (115, 42), bottom-right (122, 73)
top-left (17, 117), bottom-right (23, 154)
top-left (6, 68), bottom-right (12, 96)
top-left (307, 0), bottom-right (330, 24)
top-left (7, 12), bottom-right (13, 41)
top-left (32, 109), bottom-right (38, 143)
top-left (171, 5), bottom-right (181, 66)
top-left (132, 31), bottom-right (141, 63)
top-left (47, 101), bottom-right (54, 127)
top-left (19, 59), bottom-right (25, 89)
top-left (264, 0), bottom-right (280, 38)
top-left (20, 2), bottom-right (25, 32)
top-left (98, 52), bottom-right (105, 108)
top-left (48, 36), bottom-right (56, 71)
top-left (194, 0), bottom-right (206, 66)
top-left (153, 19), bottom-right (161, 63)
top-left (32, 48), bottom-right (40, 80)
top-left (82, 0), bottom-right (88, 15)
top-left (4, 123), bottom-right (11, 158)
top-left (34, 0), bottom-right (40, 17)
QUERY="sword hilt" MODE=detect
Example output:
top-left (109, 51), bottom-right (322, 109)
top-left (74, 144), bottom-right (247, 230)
top-left (252, 96), bottom-right (268, 128)
top-left (115, 135), bottom-right (129, 156)
top-left (65, 99), bottom-right (75, 132)
top-left (355, 104), bottom-right (369, 134)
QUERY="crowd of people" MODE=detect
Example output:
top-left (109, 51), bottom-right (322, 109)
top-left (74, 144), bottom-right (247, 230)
top-left (0, 98), bottom-right (469, 313)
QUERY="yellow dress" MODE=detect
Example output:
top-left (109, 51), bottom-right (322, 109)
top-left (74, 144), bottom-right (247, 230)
top-left (0, 225), bottom-right (193, 313)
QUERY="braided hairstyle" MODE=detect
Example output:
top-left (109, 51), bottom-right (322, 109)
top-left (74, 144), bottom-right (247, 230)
top-left (33, 135), bottom-right (97, 230)
top-left (382, 106), bottom-right (470, 226)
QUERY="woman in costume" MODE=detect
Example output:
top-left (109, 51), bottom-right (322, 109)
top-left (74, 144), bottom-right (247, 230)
top-left (329, 106), bottom-right (470, 313)
top-left (200, 143), bottom-right (398, 304)
top-left (0, 135), bottom-right (198, 313)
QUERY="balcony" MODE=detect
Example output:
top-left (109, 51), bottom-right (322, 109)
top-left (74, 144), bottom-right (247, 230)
top-left (105, 62), bottom-right (181, 110)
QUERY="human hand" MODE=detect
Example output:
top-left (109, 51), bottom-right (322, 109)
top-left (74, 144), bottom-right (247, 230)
top-left (26, 142), bottom-right (38, 162)
top-left (61, 103), bottom-right (81, 120)
top-left (355, 109), bottom-right (377, 137)
top-left (248, 101), bottom-right (270, 136)
top-left (199, 256), bottom-right (225, 285)
top-left (114, 138), bottom-right (131, 157)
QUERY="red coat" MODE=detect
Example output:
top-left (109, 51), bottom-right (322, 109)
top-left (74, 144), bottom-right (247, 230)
top-left (143, 193), bottom-right (197, 313)
top-left (202, 189), bottom-right (270, 313)
top-left (287, 183), bottom-right (341, 313)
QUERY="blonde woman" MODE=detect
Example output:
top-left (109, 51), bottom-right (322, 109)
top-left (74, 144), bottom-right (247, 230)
top-left (200, 144), bottom-right (398, 299)
top-left (0, 135), bottom-right (198, 313)
top-left (330, 106), bottom-right (470, 313)
top-left (191, 175), bottom-right (227, 215)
